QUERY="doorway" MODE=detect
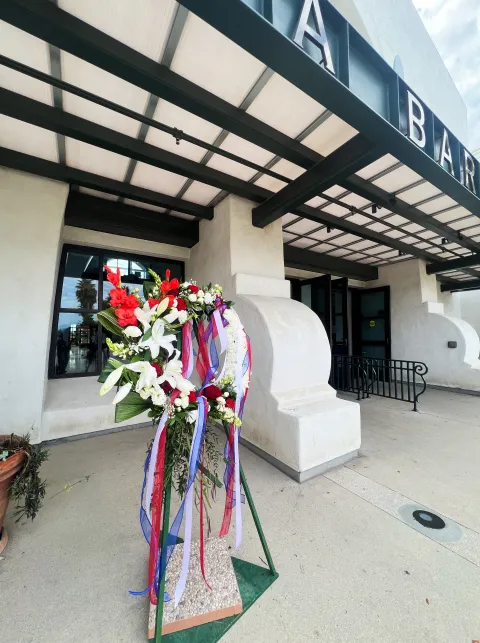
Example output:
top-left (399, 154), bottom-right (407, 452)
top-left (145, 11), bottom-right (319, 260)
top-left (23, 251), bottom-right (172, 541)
top-left (351, 286), bottom-right (391, 359)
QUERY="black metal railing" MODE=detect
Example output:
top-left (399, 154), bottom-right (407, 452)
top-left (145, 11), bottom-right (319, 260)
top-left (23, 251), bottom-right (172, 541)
top-left (330, 356), bottom-right (428, 411)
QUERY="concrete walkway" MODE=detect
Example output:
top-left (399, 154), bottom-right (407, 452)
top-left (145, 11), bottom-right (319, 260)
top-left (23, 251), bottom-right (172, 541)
top-left (1, 389), bottom-right (480, 642)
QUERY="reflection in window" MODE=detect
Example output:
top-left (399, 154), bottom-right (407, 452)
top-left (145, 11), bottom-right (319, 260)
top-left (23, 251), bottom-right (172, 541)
top-left (55, 313), bottom-right (98, 375)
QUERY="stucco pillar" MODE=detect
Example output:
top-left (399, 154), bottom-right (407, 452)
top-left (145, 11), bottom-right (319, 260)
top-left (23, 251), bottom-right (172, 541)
top-left (0, 168), bottom-right (68, 442)
top-left (187, 195), bottom-right (361, 481)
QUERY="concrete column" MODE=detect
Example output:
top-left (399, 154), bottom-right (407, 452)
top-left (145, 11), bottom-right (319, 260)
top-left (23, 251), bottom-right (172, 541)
top-left (0, 168), bottom-right (68, 442)
top-left (188, 195), bottom-right (361, 481)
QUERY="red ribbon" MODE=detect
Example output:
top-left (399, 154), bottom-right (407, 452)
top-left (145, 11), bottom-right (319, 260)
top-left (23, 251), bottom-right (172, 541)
top-left (148, 426), bottom-right (167, 604)
top-left (199, 448), bottom-right (212, 590)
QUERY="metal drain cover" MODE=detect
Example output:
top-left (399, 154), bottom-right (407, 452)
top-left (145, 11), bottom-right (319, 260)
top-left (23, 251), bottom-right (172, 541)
top-left (412, 510), bottom-right (446, 530)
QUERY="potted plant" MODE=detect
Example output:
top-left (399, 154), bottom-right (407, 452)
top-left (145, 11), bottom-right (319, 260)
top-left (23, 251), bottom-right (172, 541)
top-left (0, 434), bottom-right (49, 553)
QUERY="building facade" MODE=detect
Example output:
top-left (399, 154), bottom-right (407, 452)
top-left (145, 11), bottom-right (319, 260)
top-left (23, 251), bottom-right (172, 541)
top-left (1, 0), bottom-right (479, 482)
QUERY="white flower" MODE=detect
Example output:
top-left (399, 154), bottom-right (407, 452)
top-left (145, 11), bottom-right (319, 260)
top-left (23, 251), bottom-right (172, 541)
top-left (99, 365), bottom-right (124, 396)
top-left (204, 292), bottom-right (213, 305)
top-left (178, 310), bottom-right (188, 324)
top-left (135, 299), bottom-right (169, 329)
top-left (126, 361), bottom-right (158, 392)
top-left (139, 318), bottom-right (176, 359)
top-left (164, 306), bottom-right (188, 324)
top-left (197, 290), bottom-right (204, 298)
top-left (216, 396), bottom-right (226, 407)
top-left (186, 410), bottom-right (198, 424)
top-left (151, 388), bottom-right (167, 407)
top-left (188, 293), bottom-right (197, 302)
top-left (124, 325), bottom-right (142, 338)
top-left (156, 358), bottom-right (195, 394)
top-left (180, 396), bottom-right (189, 409)
top-left (224, 392), bottom-right (229, 397)
top-left (112, 382), bottom-right (132, 404)
top-left (174, 398), bottom-right (182, 407)
top-left (139, 388), bottom-right (151, 400)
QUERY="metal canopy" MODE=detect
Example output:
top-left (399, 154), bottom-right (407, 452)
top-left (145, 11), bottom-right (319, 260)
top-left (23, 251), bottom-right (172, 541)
top-left (440, 279), bottom-right (480, 293)
top-left (0, 0), bottom-right (479, 284)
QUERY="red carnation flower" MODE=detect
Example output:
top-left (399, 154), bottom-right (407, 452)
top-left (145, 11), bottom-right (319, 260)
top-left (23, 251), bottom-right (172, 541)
top-left (203, 385), bottom-right (222, 400)
top-left (115, 306), bottom-right (138, 327)
top-left (188, 391), bottom-right (197, 403)
top-left (169, 288), bottom-right (180, 296)
top-left (104, 265), bottom-right (121, 287)
top-left (148, 298), bottom-right (161, 308)
top-left (161, 381), bottom-right (173, 394)
top-left (225, 397), bottom-right (235, 410)
top-left (176, 298), bottom-right (187, 311)
top-left (109, 287), bottom-right (127, 307)
top-left (188, 284), bottom-right (199, 294)
top-left (152, 363), bottom-right (163, 376)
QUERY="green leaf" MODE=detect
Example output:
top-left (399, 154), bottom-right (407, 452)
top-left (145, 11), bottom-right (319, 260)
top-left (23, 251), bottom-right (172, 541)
top-left (97, 308), bottom-right (124, 337)
top-left (114, 390), bottom-right (150, 423)
top-left (143, 280), bottom-right (156, 300)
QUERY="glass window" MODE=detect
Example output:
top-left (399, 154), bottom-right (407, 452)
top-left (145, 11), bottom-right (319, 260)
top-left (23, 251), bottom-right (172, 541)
top-left (50, 245), bottom-right (184, 378)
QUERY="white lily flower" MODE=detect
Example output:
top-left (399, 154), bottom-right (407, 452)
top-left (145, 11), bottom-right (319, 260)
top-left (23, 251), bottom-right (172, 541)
top-left (112, 382), bottom-right (132, 404)
top-left (135, 302), bottom-right (156, 329)
top-left (186, 410), bottom-right (198, 424)
top-left (126, 361), bottom-right (158, 392)
top-left (156, 358), bottom-right (195, 394)
top-left (99, 365), bottom-right (124, 396)
top-left (139, 318), bottom-right (176, 359)
top-left (164, 309), bottom-right (180, 324)
top-left (124, 325), bottom-right (142, 338)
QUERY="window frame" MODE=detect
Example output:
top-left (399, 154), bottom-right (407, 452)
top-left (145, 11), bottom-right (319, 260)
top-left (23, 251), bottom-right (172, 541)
top-left (49, 243), bottom-right (185, 379)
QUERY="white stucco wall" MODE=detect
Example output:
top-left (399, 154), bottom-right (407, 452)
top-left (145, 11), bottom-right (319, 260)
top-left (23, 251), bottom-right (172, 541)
top-left (0, 168), bottom-right (68, 442)
top-left (370, 259), bottom-right (480, 390)
top-left (188, 195), bottom-right (361, 479)
top-left (330, 0), bottom-right (468, 143)
top-left (454, 290), bottom-right (480, 341)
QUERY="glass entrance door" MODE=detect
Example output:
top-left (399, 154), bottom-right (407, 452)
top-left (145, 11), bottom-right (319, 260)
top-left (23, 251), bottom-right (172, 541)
top-left (352, 286), bottom-right (391, 359)
top-left (331, 278), bottom-right (348, 356)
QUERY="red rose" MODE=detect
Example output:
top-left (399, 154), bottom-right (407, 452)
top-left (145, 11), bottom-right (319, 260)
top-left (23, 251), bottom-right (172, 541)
top-left (176, 298), bottom-right (187, 311)
top-left (188, 284), bottom-right (199, 294)
top-left (161, 381), bottom-right (173, 394)
top-left (152, 363), bottom-right (163, 376)
top-left (123, 294), bottom-right (139, 309)
top-left (148, 298), bottom-right (161, 308)
top-left (203, 385), bottom-right (222, 400)
top-left (104, 265), bottom-right (121, 287)
top-left (169, 288), bottom-right (180, 296)
top-left (115, 306), bottom-right (138, 327)
top-left (225, 398), bottom-right (235, 410)
top-left (188, 391), bottom-right (197, 403)
top-left (109, 288), bottom-right (127, 307)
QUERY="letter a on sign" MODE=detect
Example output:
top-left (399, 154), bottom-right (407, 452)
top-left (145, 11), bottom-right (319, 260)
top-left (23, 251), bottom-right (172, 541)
top-left (294, 0), bottom-right (335, 74)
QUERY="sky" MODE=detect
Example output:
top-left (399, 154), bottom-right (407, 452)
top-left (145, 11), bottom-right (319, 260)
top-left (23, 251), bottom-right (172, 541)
top-left (412, 0), bottom-right (480, 150)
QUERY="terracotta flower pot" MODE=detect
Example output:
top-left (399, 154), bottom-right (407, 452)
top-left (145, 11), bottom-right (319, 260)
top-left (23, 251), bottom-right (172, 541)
top-left (0, 435), bottom-right (26, 554)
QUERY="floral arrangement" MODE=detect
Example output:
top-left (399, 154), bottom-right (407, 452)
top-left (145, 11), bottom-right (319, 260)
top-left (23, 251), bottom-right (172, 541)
top-left (97, 266), bottom-right (251, 607)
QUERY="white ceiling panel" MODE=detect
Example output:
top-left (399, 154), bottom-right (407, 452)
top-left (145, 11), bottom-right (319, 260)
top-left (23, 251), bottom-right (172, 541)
top-left (62, 53), bottom-right (148, 138)
top-left (286, 219), bottom-right (320, 235)
top-left (383, 214), bottom-right (409, 226)
top-left (302, 114), bottom-right (357, 156)
top-left (206, 150), bottom-right (258, 182)
top-left (78, 187), bottom-right (119, 201)
top-left (282, 213), bottom-right (300, 226)
top-left (399, 181), bottom-right (440, 205)
top-left (355, 154), bottom-right (398, 180)
top-left (310, 243), bottom-right (337, 253)
top-left (309, 229), bottom-right (351, 242)
top-left (172, 13), bottom-right (265, 106)
top-left (433, 206), bottom-right (471, 223)
top-left (247, 73), bottom-right (326, 138)
top-left (417, 229), bottom-right (438, 239)
top-left (290, 237), bottom-right (317, 249)
top-left (66, 139), bottom-right (129, 180)
top-left (448, 216), bottom-right (477, 230)
top-left (348, 240), bottom-right (377, 251)
top-left (340, 192), bottom-right (371, 209)
top-left (345, 253), bottom-right (366, 261)
top-left (384, 229), bottom-right (407, 239)
top-left (254, 159), bottom-right (304, 192)
top-left (412, 241), bottom-right (431, 250)
top-left (358, 257), bottom-right (379, 264)
top-left (305, 196), bottom-right (328, 208)
top-left (0, 115), bottom-right (58, 162)
top-left (366, 222), bottom-right (390, 233)
top-left (344, 213), bottom-right (371, 226)
top-left (462, 226), bottom-right (480, 238)
top-left (402, 223), bottom-right (424, 233)
top-left (417, 194), bottom-right (457, 214)
top-left (323, 185), bottom-right (346, 198)
top-left (130, 161), bottom-right (186, 195)
top-left (59, 0), bottom-right (178, 61)
top-left (0, 22), bottom-right (52, 105)
top-left (373, 165), bottom-right (422, 193)
top-left (182, 181), bottom-right (221, 205)
top-left (328, 248), bottom-right (352, 257)
top-left (148, 101), bottom-right (222, 163)
top-left (321, 203), bottom-right (351, 217)
top-left (219, 133), bottom-right (275, 168)
top-left (283, 231), bottom-right (297, 243)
